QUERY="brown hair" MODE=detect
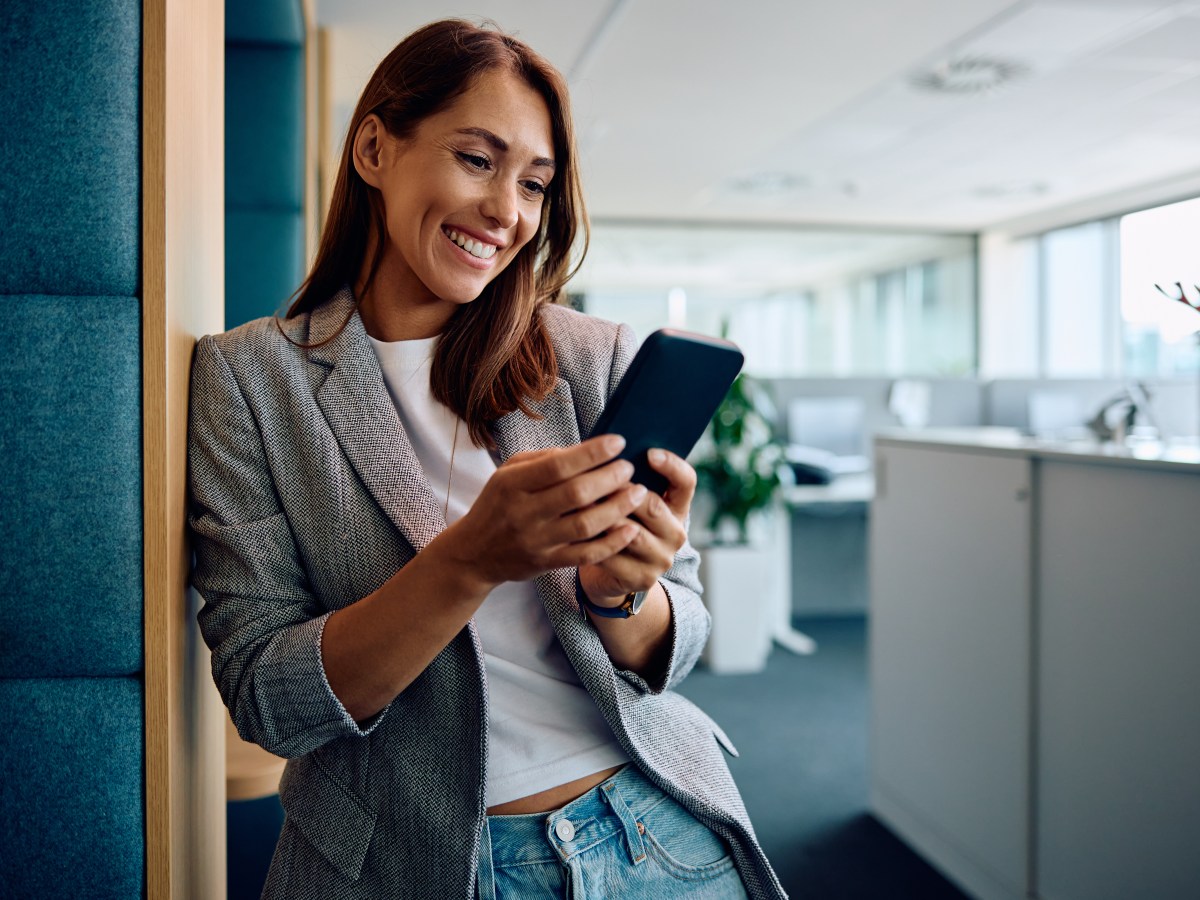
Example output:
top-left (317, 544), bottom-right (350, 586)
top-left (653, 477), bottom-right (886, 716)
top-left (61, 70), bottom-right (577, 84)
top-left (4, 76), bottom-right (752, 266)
top-left (283, 19), bottom-right (587, 448)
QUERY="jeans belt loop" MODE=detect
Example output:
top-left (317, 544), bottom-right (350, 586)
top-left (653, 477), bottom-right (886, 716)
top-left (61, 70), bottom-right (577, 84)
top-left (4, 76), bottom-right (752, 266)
top-left (600, 779), bottom-right (648, 865)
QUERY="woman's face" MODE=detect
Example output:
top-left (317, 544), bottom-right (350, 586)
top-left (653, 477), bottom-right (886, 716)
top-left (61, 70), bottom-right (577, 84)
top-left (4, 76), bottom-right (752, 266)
top-left (357, 68), bottom-right (556, 324)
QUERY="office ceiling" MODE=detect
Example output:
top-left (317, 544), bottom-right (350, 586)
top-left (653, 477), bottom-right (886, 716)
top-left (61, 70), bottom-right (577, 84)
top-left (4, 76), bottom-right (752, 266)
top-left (315, 0), bottom-right (1200, 232)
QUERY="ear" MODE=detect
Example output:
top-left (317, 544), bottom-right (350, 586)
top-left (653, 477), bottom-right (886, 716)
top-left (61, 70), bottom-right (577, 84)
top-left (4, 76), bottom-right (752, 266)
top-left (352, 114), bottom-right (386, 188)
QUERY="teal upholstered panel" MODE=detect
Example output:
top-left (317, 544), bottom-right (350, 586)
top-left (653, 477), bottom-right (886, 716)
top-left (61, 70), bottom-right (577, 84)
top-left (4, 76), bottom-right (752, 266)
top-left (227, 45), bottom-right (306, 210)
top-left (226, 0), bottom-right (304, 45)
top-left (226, 211), bottom-right (305, 328)
top-left (228, 795), bottom-right (285, 900)
top-left (0, 676), bottom-right (144, 898)
top-left (0, 0), bottom-right (140, 297)
top-left (0, 296), bottom-right (142, 678)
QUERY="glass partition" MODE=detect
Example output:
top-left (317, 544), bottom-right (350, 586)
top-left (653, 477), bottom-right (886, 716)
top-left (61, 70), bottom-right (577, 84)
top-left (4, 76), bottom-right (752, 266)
top-left (573, 224), bottom-right (977, 378)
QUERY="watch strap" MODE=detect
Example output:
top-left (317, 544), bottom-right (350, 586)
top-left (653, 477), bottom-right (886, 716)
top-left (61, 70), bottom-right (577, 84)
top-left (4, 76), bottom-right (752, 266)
top-left (577, 579), bottom-right (649, 619)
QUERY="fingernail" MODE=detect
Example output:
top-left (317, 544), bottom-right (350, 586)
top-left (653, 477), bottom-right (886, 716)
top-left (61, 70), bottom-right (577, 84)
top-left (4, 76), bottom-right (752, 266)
top-left (648, 448), bottom-right (665, 464)
top-left (631, 484), bottom-right (648, 503)
top-left (606, 434), bottom-right (627, 453)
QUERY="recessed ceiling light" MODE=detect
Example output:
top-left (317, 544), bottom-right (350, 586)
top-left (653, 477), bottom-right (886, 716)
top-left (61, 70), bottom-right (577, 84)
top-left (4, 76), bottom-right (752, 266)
top-left (727, 172), bottom-right (811, 196)
top-left (911, 56), bottom-right (1029, 94)
top-left (973, 181), bottom-right (1049, 199)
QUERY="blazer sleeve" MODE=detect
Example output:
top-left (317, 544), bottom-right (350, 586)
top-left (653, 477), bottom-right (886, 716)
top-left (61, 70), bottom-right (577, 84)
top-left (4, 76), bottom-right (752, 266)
top-left (187, 334), bottom-right (391, 758)
top-left (604, 322), bottom-right (711, 696)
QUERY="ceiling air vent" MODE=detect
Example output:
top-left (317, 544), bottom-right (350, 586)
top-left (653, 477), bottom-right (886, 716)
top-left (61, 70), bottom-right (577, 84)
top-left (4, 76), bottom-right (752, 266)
top-left (910, 56), bottom-right (1028, 94)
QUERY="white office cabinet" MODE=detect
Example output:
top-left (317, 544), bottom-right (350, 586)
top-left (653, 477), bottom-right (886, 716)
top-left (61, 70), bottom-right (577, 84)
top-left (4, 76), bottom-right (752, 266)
top-left (870, 444), bottom-right (1032, 900)
top-left (870, 431), bottom-right (1200, 900)
top-left (1036, 461), bottom-right (1200, 900)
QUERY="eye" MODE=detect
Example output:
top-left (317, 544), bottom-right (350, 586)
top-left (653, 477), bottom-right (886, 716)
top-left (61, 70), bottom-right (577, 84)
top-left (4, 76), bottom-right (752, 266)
top-left (457, 151), bottom-right (490, 170)
top-left (521, 180), bottom-right (547, 198)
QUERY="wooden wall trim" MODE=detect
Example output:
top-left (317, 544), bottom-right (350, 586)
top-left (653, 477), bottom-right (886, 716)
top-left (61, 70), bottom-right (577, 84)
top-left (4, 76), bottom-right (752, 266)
top-left (143, 1), bottom-right (227, 898)
top-left (303, 0), bottom-right (320, 263)
top-left (143, 0), bottom-right (169, 888)
top-left (316, 26), bottom-right (333, 236)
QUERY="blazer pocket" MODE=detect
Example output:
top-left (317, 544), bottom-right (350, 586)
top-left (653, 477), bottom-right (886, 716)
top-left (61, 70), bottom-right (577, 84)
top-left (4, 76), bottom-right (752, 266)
top-left (278, 754), bottom-right (377, 881)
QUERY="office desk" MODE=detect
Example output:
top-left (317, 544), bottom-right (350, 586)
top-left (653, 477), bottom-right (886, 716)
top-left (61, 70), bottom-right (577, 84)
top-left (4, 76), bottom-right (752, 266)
top-left (781, 474), bottom-right (874, 619)
top-left (782, 472), bottom-right (874, 506)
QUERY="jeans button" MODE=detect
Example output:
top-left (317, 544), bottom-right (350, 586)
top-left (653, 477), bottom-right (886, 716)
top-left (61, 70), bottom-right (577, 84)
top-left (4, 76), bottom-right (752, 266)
top-left (554, 818), bottom-right (576, 842)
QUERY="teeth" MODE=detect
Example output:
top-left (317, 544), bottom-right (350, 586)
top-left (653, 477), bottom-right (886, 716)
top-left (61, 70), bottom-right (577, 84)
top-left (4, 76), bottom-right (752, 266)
top-left (445, 228), bottom-right (496, 260)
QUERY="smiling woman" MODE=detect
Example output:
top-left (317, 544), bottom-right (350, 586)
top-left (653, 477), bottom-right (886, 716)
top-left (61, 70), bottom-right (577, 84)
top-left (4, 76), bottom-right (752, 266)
top-left (350, 68), bottom-right (554, 329)
top-left (284, 20), bottom-right (585, 450)
top-left (187, 18), bottom-right (784, 900)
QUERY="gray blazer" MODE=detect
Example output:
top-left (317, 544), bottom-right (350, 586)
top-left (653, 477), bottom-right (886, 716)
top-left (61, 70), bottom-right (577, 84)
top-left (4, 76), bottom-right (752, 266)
top-left (188, 287), bottom-right (787, 899)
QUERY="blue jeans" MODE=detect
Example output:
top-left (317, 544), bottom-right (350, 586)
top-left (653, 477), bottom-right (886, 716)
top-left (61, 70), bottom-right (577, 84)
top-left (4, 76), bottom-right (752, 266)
top-left (476, 764), bottom-right (750, 899)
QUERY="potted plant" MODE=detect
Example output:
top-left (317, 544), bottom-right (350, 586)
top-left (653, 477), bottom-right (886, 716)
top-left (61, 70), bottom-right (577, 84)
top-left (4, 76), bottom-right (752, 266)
top-left (692, 374), bottom-right (786, 544)
top-left (690, 374), bottom-right (790, 672)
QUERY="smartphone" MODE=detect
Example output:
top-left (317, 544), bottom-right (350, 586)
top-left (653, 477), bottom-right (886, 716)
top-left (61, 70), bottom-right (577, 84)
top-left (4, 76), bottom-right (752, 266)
top-left (589, 329), bottom-right (744, 494)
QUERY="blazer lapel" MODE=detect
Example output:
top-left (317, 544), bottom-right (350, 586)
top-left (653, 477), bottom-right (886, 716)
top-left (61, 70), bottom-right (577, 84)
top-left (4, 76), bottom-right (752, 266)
top-left (305, 288), bottom-right (446, 553)
top-left (493, 379), bottom-right (599, 638)
top-left (491, 377), bottom-right (580, 463)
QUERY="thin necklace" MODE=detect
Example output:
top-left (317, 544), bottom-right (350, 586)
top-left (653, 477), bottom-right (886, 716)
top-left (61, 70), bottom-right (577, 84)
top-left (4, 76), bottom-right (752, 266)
top-left (444, 417), bottom-right (460, 523)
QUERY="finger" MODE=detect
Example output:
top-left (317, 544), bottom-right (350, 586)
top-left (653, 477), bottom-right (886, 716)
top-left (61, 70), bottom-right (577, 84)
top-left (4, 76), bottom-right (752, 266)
top-left (627, 486), bottom-right (686, 544)
top-left (538, 458), bottom-right (635, 516)
top-left (547, 482), bottom-right (647, 545)
top-left (544, 521), bottom-right (638, 569)
top-left (614, 516), bottom-right (683, 569)
top-left (507, 434), bottom-right (627, 491)
top-left (647, 448), bottom-right (697, 517)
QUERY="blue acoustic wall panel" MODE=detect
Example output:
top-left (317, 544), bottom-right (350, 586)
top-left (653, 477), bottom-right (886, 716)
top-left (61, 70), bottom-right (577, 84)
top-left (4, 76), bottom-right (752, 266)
top-left (0, 296), bottom-right (142, 678)
top-left (227, 0), bottom-right (304, 45)
top-left (228, 794), bottom-right (285, 900)
top-left (0, 676), bottom-right (144, 899)
top-left (0, 0), bottom-right (145, 897)
top-left (0, 0), bottom-right (140, 297)
top-left (227, 46), bottom-right (306, 210)
top-left (226, 211), bottom-right (306, 326)
top-left (226, 33), bottom-right (307, 330)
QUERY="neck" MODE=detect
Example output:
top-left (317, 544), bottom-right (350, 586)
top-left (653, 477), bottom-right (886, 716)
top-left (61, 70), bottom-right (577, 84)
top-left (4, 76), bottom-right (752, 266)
top-left (354, 232), bottom-right (458, 341)
top-left (357, 286), bottom-right (454, 341)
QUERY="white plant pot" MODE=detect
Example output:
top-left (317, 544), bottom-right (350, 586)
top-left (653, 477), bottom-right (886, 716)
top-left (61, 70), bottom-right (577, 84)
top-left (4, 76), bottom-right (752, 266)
top-left (698, 542), bottom-right (773, 674)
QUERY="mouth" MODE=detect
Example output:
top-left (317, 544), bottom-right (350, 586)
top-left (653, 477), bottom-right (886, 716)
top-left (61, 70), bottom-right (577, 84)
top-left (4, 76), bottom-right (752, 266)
top-left (442, 227), bottom-right (498, 260)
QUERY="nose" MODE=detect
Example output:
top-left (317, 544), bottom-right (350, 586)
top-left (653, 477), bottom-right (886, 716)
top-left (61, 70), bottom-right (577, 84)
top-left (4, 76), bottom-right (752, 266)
top-left (480, 180), bottom-right (520, 230)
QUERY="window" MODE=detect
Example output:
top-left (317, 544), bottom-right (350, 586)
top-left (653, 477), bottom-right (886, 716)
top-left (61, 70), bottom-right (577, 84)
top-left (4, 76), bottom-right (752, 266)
top-left (1041, 219), bottom-right (1119, 377)
top-left (1121, 196), bottom-right (1200, 378)
top-left (576, 225), bottom-right (977, 378)
top-left (994, 195), bottom-right (1200, 379)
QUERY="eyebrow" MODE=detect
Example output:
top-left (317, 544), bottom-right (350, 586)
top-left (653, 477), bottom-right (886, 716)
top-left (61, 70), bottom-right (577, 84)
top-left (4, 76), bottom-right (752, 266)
top-left (455, 127), bottom-right (555, 170)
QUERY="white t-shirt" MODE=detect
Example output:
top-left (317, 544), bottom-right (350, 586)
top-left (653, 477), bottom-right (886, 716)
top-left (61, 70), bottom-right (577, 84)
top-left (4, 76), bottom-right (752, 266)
top-left (368, 334), bottom-right (629, 807)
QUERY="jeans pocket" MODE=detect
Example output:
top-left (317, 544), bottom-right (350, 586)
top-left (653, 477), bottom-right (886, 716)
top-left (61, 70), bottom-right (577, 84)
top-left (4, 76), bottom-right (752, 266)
top-left (639, 795), bottom-right (735, 881)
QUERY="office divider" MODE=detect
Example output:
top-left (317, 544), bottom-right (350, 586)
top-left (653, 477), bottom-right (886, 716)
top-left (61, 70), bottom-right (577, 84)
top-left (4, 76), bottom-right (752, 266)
top-left (0, 0), bottom-right (225, 896)
top-left (0, 2), bottom-right (147, 895)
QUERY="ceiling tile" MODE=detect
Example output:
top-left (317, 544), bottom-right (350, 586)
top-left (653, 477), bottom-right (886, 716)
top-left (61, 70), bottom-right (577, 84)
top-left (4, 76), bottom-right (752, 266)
top-left (318, 0), bottom-right (1199, 229)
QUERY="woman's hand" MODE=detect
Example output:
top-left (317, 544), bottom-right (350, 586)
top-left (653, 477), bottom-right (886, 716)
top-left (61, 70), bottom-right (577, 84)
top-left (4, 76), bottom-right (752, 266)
top-left (577, 448), bottom-right (696, 606)
top-left (440, 434), bottom-right (648, 590)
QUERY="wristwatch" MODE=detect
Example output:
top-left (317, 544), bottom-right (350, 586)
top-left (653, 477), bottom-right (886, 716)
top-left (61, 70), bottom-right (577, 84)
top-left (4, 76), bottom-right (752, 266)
top-left (578, 583), bottom-right (649, 619)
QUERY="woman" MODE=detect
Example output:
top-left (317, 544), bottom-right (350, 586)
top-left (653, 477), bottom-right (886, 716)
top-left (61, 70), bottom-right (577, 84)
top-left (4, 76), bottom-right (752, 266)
top-left (189, 19), bottom-right (785, 900)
